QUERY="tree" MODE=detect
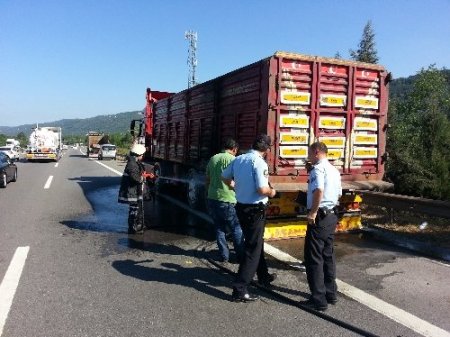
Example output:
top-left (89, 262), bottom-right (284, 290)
top-left (387, 66), bottom-right (450, 200)
top-left (334, 51), bottom-right (342, 59)
top-left (350, 20), bottom-right (379, 64)
top-left (16, 132), bottom-right (28, 147)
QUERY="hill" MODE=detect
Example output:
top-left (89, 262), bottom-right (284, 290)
top-left (389, 68), bottom-right (450, 100)
top-left (1, 69), bottom-right (448, 138)
top-left (0, 110), bottom-right (143, 137)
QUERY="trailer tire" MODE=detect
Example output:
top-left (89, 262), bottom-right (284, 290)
top-left (153, 162), bottom-right (167, 194)
top-left (187, 169), bottom-right (206, 211)
top-left (0, 173), bottom-right (7, 188)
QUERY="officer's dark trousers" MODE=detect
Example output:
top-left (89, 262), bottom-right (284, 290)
top-left (128, 201), bottom-right (144, 233)
top-left (232, 203), bottom-right (269, 295)
top-left (304, 213), bottom-right (338, 306)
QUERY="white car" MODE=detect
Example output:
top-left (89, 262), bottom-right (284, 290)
top-left (98, 144), bottom-right (117, 160)
top-left (0, 145), bottom-right (20, 161)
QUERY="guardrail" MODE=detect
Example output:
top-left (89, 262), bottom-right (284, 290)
top-left (360, 191), bottom-right (450, 219)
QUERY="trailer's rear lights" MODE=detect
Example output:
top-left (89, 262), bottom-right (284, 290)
top-left (345, 202), bottom-right (360, 210)
top-left (266, 206), bottom-right (280, 216)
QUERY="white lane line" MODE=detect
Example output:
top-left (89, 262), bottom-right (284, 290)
top-left (264, 244), bottom-right (450, 337)
top-left (263, 244), bottom-right (305, 270)
top-left (44, 175), bottom-right (53, 189)
top-left (0, 246), bottom-right (30, 336)
top-left (83, 153), bottom-right (450, 336)
top-left (95, 160), bottom-right (122, 176)
top-left (54, 163), bottom-right (59, 168)
top-left (337, 280), bottom-right (450, 337)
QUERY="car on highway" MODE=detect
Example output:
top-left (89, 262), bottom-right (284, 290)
top-left (98, 144), bottom-right (117, 160)
top-left (0, 145), bottom-right (20, 161)
top-left (0, 152), bottom-right (17, 188)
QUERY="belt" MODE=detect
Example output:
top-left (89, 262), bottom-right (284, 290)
top-left (236, 202), bottom-right (267, 210)
top-left (307, 207), bottom-right (336, 215)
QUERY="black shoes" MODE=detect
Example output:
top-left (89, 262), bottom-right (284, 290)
top-left (327, 297), bottom-right (338, 305)
top-left (257, 273), bottom-right (277, 287)
top-left (300, 299), bottom-right (328, 312)
top-left (231, 291), bottom-right (259, 303)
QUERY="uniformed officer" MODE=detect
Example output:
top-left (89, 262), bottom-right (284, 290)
top-left (303, 141), bottom-right (342, 311)
top-left (222, 134), bottom-right (277, 302)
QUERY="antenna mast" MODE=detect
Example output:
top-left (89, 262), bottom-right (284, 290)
top-left (184, 30), bottom-right (198, 88)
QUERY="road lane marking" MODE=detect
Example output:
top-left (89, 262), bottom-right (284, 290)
top-left (336, 280), bottom-right (450, 337)
top-left (81, 148), bottom-right (122, 176)
top-left (264, 244), bottom-right (450, 337)
top-left (95, 161), bottom-right (122, 176)
top-left (263, 244), bottom-right (305, 270)
top-left (54, 163), bottom-right (59, 168)
top-left (44, 175), bottom-right (53, 189)
top-left (0, 246), bottom-right (30, 336)
top-left (81, 152), bottom-right (450, 336)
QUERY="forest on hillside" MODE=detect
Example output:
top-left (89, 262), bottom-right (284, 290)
top-left (1, 68), bottom-right (449, 200)
top-left (2, 22), bottom-right (449, 200)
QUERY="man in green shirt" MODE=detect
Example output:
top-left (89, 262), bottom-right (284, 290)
top-left (206, 138), bottom-right (244, 262)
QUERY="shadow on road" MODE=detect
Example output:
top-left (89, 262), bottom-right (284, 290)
top-left (112, 256), bottom-right (231, 301)
top-left (69, 154), bottom-right (88, 158)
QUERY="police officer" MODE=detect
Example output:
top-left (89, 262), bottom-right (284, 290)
top-left (303, 141), bottom-right (342, 311)
top-left (222, 134), bottom-right (277, 302)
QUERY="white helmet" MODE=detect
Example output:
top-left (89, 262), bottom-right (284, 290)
top-left (130, 143), bottom-right (146, 156)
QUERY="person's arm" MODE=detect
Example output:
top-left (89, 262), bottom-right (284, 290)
top-left (307, 188), bottom-right (323, 223)
top-left (221, 161), bottom-right (234, 188)
top-left (254, 160), bottom-right (276, 198)
top-left (257, 186), bottom-right (276, 197)
top-left (128, 161), bottom-right (144, 183)
top-left (307, 167), bottom-right (324, 224)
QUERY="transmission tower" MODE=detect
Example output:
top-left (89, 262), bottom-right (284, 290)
top-left (185, 30), bottom-right (198, 88)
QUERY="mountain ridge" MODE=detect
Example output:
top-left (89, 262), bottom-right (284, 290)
top-left (0, 110), bottom-right (143, 136)
top-left (2, 70), bottom-right (449, 137)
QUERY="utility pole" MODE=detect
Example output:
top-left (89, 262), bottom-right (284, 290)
top-left (184, 30), bottom-right (198, 88)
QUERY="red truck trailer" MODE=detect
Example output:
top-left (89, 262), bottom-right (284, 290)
top-left (139, 51), bottom-right (392, 239)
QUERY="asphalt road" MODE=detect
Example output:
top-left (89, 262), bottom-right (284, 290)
top-left (0, 148), bottom-right (449, 337)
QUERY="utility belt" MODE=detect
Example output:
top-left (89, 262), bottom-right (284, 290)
top-left (309, 207), bottom-right (338, 218)
top-left (236, 202), bottom-right (267, 212)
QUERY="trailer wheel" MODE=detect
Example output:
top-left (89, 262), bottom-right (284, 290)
top-left (153, 162), bottom-right (167, 194)
top-left (187, 169), bottom-right (206, 210)
top-left (0, 173), bottom-right (6, 188)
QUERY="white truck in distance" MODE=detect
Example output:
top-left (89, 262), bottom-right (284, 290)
top-left (26, 126), bottom-right (62, 162)
top-left (6, 139), bottom-right (20, 147)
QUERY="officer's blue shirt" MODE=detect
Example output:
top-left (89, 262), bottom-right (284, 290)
top-left (307, 158), bottom-right (342, 210)
top-left (222, 150), bottom-right (270, 204)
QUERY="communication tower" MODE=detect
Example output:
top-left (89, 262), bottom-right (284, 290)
top-left (184, 30), bottom-right (198, 88)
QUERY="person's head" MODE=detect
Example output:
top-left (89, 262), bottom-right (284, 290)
top-left (130, 143), bottom-right (146, 160)
top-left (222, 138), bottom-right (239, 156)
top-left (252, 134), bottom-right (272, 154)
top-left (308, 141), bottom-right (328, 164)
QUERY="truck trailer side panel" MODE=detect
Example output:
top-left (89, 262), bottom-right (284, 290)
top-left (150, 52), bottom-right (389, 191)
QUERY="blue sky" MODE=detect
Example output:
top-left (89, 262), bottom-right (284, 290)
top-left (1, 0), bottom-right (449, 127)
